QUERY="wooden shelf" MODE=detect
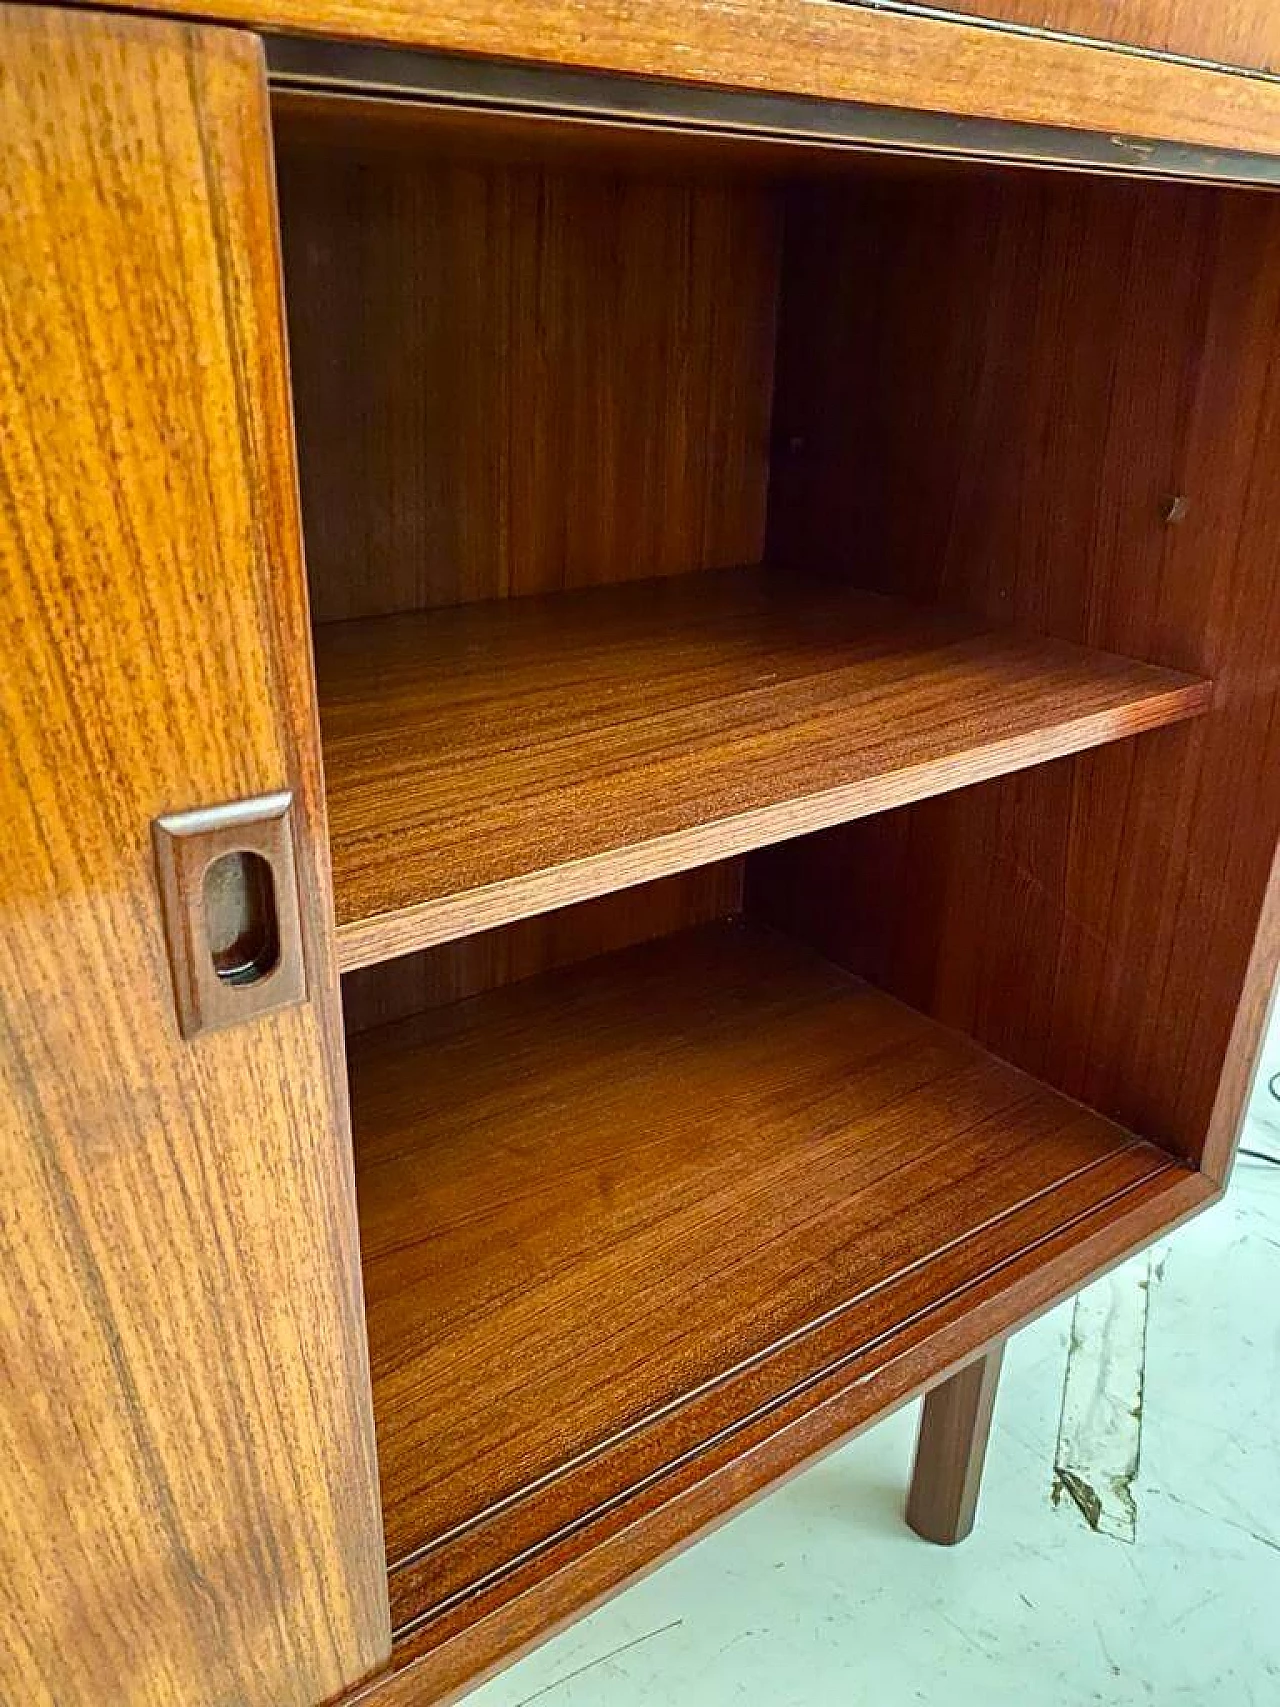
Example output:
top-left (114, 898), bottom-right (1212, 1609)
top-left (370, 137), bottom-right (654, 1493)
top-left (317, 569), bottom-right (1209, 970)
top-left (349, 921), bottom-right (1202, 1633)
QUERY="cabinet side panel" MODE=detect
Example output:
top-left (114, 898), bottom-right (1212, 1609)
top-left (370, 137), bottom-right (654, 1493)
top-left (762, 174), bottom-right (1280, 1175)
top-left (0, 10), bottom-right (389, 1704)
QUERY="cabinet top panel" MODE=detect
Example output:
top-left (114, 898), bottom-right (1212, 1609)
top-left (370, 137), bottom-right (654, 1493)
top-left (56, 0), bottom-right (1280, 166)
top-left (888, 0), bottom-right (1280, 78)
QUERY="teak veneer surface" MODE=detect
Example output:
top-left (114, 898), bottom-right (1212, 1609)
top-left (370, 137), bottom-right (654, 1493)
top-left (3, 3), bottom-right (1271, 1706)
top-left (895, 0), bottom-right (1280, 74)
top-left (271, 88), bottom-right (974, 183)
top-left (59, 0), bottom-right (1280, 159)
top-left (762, 170), bottom-right (1280, 1177)
top-left (341, 865), bottom-right (744, 1036)
top-left (358, 1164), bottom-right (1212, 1706)
top-left (276, 141), bottom-right (779, 622)
top-left (316, 569), bottom-right (1207, 968)
top-left (0, 9), bottom-right (387, 1705)
top-left (348, 922), bottom-right (1195, 1636)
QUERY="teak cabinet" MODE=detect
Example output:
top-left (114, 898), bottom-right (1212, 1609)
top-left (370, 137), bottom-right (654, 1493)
top-left (4, 3), bottom-right (1280, 1704)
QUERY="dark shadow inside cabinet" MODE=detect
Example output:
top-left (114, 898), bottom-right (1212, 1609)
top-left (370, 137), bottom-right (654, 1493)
top-left (271, 88), bottom-right (1280, 1645)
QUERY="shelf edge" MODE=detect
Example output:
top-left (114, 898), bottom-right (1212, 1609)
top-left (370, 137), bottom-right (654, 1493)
top-left (334, 676), bottom-right (1209, 972)
top-left (353, 1164), bottom-right (1215, 1704)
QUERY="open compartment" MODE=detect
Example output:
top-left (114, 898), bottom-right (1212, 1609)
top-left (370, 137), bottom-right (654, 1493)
top-left (270, 73), bottom-right (1280, 1667)
top-left (346, 888), bottom-right (1192, 1634)
top-left (273, 96), bottom-right (1210, 971)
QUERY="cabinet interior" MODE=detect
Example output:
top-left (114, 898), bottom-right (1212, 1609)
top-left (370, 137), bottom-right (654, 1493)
top-left (271, 88), bottom-right (1280, 1648)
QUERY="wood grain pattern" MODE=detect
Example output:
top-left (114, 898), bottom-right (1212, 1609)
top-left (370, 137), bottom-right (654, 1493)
top-left (760, 170), bottom-right (1280, 1178)
top-left (386, 1117), bottom-right (1162, 1635)
top-left (355, 1164), bottom-right (1213, 1706)
top-left (275, 129), bottom-right (779, 620)
top-left (895, 1), bottom-right (1280, 75)
top-left (0, 10), bottom-right (389, 1703)
top-left (906, 1343), bottom-right (1006, 1545)
top-left (316, 568), bottom-right (1207, 969)
top-left (60, 0), bottom-right (1280, 158)
top-left (345, 921), bottom-right (1197, 1641)
top-left (341, 864), bottom-right (743, 1036)
top-left (271, 87), bottom-right (932, 183)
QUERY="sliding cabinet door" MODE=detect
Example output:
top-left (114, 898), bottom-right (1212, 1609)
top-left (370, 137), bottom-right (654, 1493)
top-left (0, 9), bottom-right (388, 1703)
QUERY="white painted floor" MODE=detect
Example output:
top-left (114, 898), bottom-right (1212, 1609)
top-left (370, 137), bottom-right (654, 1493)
top-left (470, 1116), bottom-right (1280, 1707)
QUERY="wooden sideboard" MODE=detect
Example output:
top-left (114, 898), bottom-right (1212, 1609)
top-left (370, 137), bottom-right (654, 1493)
top-left (4, 3), bottom-right (1280, 1704)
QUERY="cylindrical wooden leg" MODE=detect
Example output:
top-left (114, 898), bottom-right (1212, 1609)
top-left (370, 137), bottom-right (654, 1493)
top-left (906, 1342), bottom-right (1005, 1544)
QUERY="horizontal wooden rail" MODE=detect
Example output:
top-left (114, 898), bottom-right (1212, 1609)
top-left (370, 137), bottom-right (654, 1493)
top-left (61, 0), bottom-right (1280, 160)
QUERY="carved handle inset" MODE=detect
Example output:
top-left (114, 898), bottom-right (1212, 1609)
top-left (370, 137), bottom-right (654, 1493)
top-left (153, 791), bottom-right (308, 1038)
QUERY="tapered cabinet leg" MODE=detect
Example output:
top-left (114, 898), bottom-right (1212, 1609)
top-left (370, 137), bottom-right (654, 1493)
top-left (906, 1342), bottom-right (1006, 1544)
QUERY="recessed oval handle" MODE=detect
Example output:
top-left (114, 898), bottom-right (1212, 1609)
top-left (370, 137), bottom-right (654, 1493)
top-left (204, 849), bottom-right (281, 987)
top-left (153, 792), bottom-right (307, 1038)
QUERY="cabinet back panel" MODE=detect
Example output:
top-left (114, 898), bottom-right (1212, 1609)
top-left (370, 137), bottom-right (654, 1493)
top-left (761, 172), bottom-right (1280, 1174)
top-left (275, 117), bottom-right (781, 620)
top-left (342, 862), bottom-right (743, 1035)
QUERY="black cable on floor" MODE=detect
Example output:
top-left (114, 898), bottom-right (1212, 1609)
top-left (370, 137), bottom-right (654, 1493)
top-left (1242, 1072), bottom-right (1280, 1165)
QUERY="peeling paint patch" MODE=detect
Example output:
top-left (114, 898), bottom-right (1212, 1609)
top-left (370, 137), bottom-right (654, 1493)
top-left (1051, 1252), bottom-right (1161, 1542)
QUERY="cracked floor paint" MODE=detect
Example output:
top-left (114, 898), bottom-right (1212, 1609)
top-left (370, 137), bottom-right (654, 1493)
top-left (1051, 1255), bottom-right (1157, 1541)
